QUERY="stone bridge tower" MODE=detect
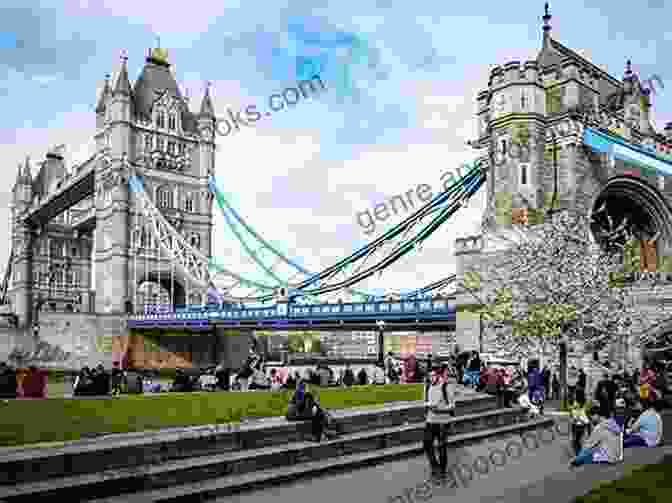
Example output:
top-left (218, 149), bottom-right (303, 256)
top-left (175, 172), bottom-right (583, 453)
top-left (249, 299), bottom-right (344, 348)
top-left (94, 47), bottom-right (216, 314)
top-left (454, 5), bottom-right (672, 365)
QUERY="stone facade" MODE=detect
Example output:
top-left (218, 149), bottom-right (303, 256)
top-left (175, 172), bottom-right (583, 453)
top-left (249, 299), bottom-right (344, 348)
top-left (4, 47), bottom-right (220, 369)
top-left (456, 10), bottom-right (672, 362)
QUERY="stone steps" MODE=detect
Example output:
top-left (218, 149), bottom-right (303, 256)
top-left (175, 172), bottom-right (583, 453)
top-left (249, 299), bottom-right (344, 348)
top-left (0, 394), bottom-right (496, 487)
top-left (85, 417), bottom-right (555, 503)
top-left (0, 409), bottom-right (552, 503)
top-left (0, 408), bottom-right (526, 502)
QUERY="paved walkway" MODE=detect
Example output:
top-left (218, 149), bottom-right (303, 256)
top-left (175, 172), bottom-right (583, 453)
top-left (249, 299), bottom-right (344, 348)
top-left (214, 412), bottom-right (669, 503)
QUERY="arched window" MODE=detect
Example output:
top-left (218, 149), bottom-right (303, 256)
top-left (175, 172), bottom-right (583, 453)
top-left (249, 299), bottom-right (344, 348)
top-left (184, 193), bottom-right (194, 212)
top-left (156, 186), bottom-right (173, 208)
top-left (520, 163), bottom-right (527, 185)
top-left (501, 139), bottom-right (507, 155)
top-left (168, 114), bottom-right (176, 130)
top-left (167, 141), bottom-right (175, 155)
top-left (145, 135), bottom-right (152, 151)
top-left (157, 113), bottom-right (165, 128)
top-left (190, 233), bottom-right (201, 249)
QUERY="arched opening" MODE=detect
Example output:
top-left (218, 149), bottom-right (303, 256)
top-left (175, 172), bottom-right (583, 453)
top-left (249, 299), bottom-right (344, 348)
top-left (135, 273), bottom-right (186, 313)
top-left (590, 175), bottom-right (672, 268)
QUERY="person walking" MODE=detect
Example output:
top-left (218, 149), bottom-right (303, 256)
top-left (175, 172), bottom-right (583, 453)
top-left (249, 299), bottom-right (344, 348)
top-left (424, 360), bottom-right (456, 476)
top-left (110, 362), bottom-right (124, 396)
top-left (238, 339), bottom-right (262, 392)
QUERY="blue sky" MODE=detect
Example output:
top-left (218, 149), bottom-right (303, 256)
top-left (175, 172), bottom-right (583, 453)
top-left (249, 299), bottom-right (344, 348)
top-left (1, 0), bottom-right (671, 295)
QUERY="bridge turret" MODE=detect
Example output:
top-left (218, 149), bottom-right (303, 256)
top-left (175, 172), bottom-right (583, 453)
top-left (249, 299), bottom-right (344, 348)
top-left (9, 156), bottom-right (35, 328)
top-left (95, 74), bottom-right (111, 134)
top-left (197, 83), bottom-right (216, 179)
top-left (108, 51), bottom-right (134, 159)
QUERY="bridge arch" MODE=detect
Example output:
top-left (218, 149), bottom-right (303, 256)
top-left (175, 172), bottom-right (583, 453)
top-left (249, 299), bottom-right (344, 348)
top-left (589, 175), bottom-right (672, 259)
top-left (135, 272), bottom-right (187, 312)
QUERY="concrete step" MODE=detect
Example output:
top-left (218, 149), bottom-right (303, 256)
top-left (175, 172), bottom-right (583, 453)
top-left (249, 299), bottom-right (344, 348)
top-left (86, 417), bottom-right (555, 503)
top-left (0, 407), bottom-right (531, 502)
top-left (0, 394), bottom-right (497, 486)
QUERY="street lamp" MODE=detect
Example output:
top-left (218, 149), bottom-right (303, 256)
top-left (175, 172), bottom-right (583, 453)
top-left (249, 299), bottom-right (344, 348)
top-left (376, 320), bottom-right (386, 364)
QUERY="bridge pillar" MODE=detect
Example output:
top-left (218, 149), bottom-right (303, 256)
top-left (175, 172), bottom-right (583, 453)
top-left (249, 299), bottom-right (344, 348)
top-left (94, 163), bottom-right (130, 314)
top-left (10, 226), bottom-right (35, 328)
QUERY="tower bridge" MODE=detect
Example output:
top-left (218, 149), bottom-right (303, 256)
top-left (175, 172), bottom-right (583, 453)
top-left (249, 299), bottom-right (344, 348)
top-left (4, 7), bottom-right (672, 370)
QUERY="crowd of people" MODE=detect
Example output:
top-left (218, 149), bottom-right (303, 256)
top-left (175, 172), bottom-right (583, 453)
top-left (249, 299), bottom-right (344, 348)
top-left (422, 352), bottom-right (669, 475)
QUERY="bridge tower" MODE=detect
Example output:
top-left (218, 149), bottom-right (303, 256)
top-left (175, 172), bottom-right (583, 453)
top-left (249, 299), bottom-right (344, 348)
top-left (9, 158), bottom-right (35, 328)
top-left (455, 4), bottom-right (672, 367)
top-left (94, 45), bottom-right (215, 314)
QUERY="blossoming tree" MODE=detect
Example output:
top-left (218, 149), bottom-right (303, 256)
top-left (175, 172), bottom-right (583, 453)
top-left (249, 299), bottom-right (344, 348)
top-left (458, 209), bottom-right (672, 364)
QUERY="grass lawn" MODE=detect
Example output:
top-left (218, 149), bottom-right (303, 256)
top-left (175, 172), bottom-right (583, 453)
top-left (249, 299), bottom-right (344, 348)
top-left (0, 383), bottom-right (425, 447)
top-left (574, 456), bottom-right (672, 503)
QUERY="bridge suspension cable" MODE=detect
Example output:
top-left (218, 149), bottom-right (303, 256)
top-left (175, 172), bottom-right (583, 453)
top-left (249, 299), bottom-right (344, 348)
top-left (125, 156), bottom-right (487, 304)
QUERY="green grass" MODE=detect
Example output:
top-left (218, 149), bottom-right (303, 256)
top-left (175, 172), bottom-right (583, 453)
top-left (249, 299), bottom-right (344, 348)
top-left (0, 384), bottom-right (424, 447)
top-left (574, 456), bottom-right (672, 503)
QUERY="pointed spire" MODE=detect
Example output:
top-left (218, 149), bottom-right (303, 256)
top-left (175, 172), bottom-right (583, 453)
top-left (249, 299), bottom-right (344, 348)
top-left (542, 2), bottom-right (552, 45)
top-left (96, 74), bottom-right (111, 113)
top-left (113, 50), bottom-right (131, 95)
top-left (625, 59), bottom-right (632, 76)
top-left (15, 156), bottom-right (32, 186)
top-left (199, 81), bottom-right (215, 118)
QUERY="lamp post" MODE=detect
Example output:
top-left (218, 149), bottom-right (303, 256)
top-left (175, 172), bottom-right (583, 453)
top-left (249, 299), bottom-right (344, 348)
top-left (376, 320), bottom-right (386, 365)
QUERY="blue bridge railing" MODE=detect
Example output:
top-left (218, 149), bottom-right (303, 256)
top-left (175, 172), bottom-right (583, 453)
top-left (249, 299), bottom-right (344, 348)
top-left (127, 298), bottom-right (456, 328)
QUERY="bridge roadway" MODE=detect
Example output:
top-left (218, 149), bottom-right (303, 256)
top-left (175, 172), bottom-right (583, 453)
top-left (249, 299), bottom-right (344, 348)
top-left (127, 297), bottom-right (456, 330)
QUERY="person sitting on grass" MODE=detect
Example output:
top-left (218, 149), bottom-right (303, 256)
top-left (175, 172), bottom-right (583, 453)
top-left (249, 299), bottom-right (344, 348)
top-left (624, 398), bottom-right (663, 448)
top-left (570, 405), bottom-right (623, 467)
top-left (286, 378), bottom-right (339, 442)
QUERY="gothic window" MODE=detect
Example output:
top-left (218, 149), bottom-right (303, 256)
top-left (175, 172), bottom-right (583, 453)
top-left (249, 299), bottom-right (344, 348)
top-left (145, 135), bottom-right (153, 151)
top-left (156, 137), bottom-right (164, 151)
top-left (184, 193), bottom-right (194, 212)
top-left (168, 141), bottom-right (176, 155)
top-left (546, 87), bottom-right (562, 114)
top-left (168, 114), bottom-right (176, 130)
top-left (156, 186), bottom-right (174, 209)
top-left (190, 233), bottom-right (201, 249)
top-left (157, 113), bottom-right (166, 129)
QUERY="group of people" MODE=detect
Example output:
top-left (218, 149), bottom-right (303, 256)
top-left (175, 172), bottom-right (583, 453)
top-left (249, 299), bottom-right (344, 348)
top-left (73, 363), bottom-right (125, 396)
top-left (0, 362), bottom-right (48, 398)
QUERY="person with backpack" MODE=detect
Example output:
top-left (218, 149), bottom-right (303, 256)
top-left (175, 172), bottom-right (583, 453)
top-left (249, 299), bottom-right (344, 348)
top-left (286, 378), bottom-right (340, 442)
top-left (424, 359), bottom-right (456, 476)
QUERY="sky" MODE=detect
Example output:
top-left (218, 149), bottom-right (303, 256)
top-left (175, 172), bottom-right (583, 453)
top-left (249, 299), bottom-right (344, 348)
top-left (1, 0), bottom-right (671, 299)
